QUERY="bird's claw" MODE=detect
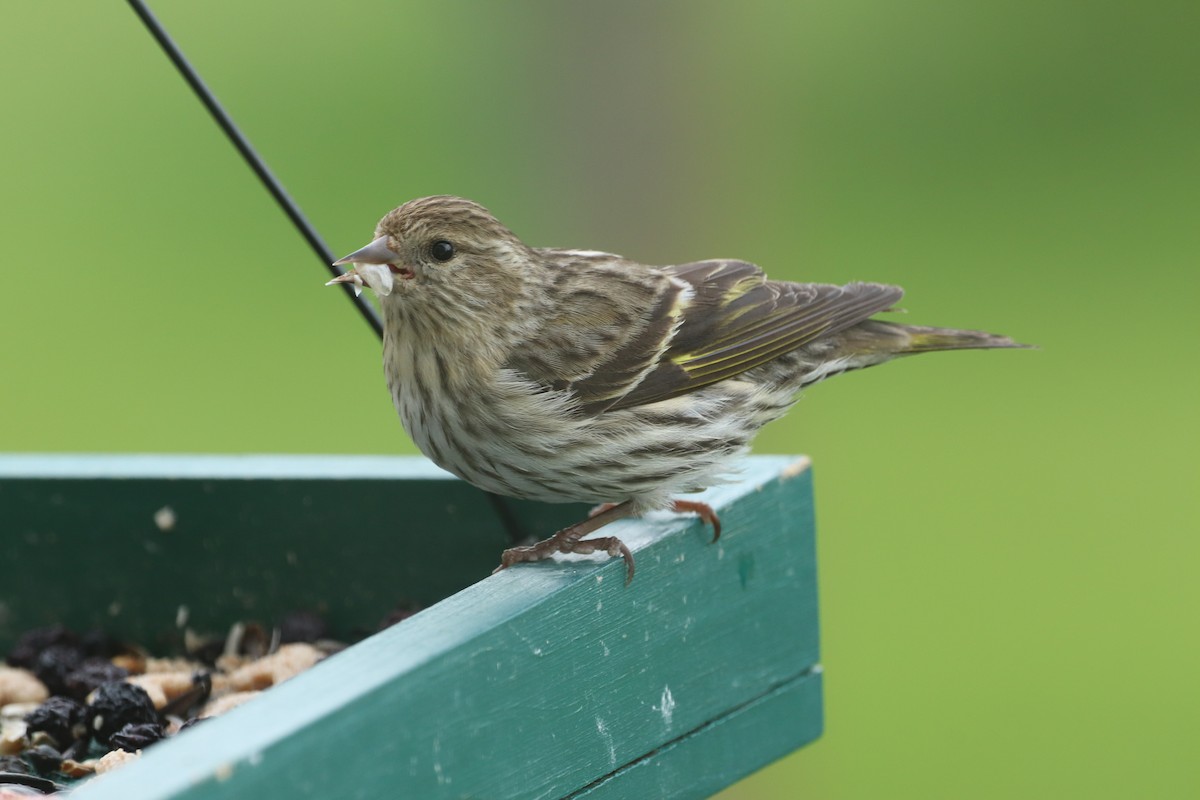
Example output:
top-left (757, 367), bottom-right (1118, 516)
top-left (670, 499), bottom-right (722, 542)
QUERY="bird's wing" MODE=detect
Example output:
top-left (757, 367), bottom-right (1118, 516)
top-left (506, 257), bottom-right (902, 415)
top-left (504, 254), bottom-right (691, 414)
top-left (604, 260), bottom-right (903, 411)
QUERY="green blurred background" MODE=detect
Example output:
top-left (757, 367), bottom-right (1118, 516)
top-left (2, 1), bottom-right (1196, 797)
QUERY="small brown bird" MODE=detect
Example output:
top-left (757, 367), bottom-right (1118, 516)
top-left (330, 196), bottom-right (1025, 582)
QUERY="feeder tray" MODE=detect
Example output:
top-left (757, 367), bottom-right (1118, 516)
top-left (0, 454), bottom-right (821, 799)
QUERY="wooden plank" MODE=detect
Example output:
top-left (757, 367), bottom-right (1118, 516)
top-left (0, 455), bottom-right (581, 649)
top-left (1, 455), bottom-right (820, 798)
top-left (571, 668), bottom-right (823, 799)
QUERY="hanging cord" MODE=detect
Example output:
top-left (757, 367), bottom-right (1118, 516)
top-left (125, 0), bottom-right (381, 336)
top-left (126, 0), bottom-right (526, 543)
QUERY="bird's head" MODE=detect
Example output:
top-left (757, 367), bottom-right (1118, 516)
top-left (328, 196), bottom-right (533, 314)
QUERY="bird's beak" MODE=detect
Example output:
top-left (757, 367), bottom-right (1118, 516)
top-left (325, 271), bottom-right (360, 287)
top-left (333, 236), bottom-right (399, 267)
top-left (327, 236), bottom-right (407, 297)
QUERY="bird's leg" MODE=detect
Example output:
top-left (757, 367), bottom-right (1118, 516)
top-left (596, 498), bottom-right (721, 541)
top-left (670, 499), bottom-right (722, 542)
top-left (588, 502), bottom-right (620, 518)
top-left (495, 500), bottom-right (637, 583)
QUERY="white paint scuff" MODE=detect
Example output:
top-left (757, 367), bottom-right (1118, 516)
top-left (660, 685), bottom-right (676, 727)
top-left (595, 717), bottom-right (617, 766)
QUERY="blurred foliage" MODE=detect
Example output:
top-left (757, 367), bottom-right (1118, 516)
top-left (1, 1), bottom-right (1197, 798)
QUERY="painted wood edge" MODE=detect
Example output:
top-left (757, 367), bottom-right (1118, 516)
top-left (569, 668), bottom-right (824, 800)
top-left (70, 456), bottom-right (812, 800)
top-left (0, 453), bottom-right (456, 479)
top-left (0, 454), bottom-right (808, 483)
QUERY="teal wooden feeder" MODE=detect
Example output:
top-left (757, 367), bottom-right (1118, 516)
top-left (0, 454), bottom-right (821, 798)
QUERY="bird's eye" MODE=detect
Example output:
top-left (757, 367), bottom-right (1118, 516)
top-left (430, 240), bottom-right (455, 262)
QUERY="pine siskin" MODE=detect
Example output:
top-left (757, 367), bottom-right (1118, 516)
top-left (330, 196), bottom-right (1026, 582)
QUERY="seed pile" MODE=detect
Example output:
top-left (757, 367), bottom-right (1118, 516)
top-left (0, 613), bottom-right (336, 795)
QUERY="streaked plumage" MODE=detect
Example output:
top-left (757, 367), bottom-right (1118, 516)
top-left (330, 196), bottom-right (1025, 580)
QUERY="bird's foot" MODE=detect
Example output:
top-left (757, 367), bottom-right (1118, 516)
top-left (670, 499), bottom-right (722, 542)
top-left (494, 536), bottom-right (634, 584)
top-left (493, 500), bottom-right (637, 584)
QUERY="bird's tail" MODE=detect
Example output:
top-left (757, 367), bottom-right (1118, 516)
top-left (796, 321), bottom-right (1030, 389)
top-left (889, 323), bottom-right (1031, 353)
top-left (835, 320), bottom-right (1032, 359)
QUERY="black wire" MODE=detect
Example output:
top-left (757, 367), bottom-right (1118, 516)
top-left (126, 0), bottom-right (383, 338)
top-left (126, 0), bottom-right (527, 543)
